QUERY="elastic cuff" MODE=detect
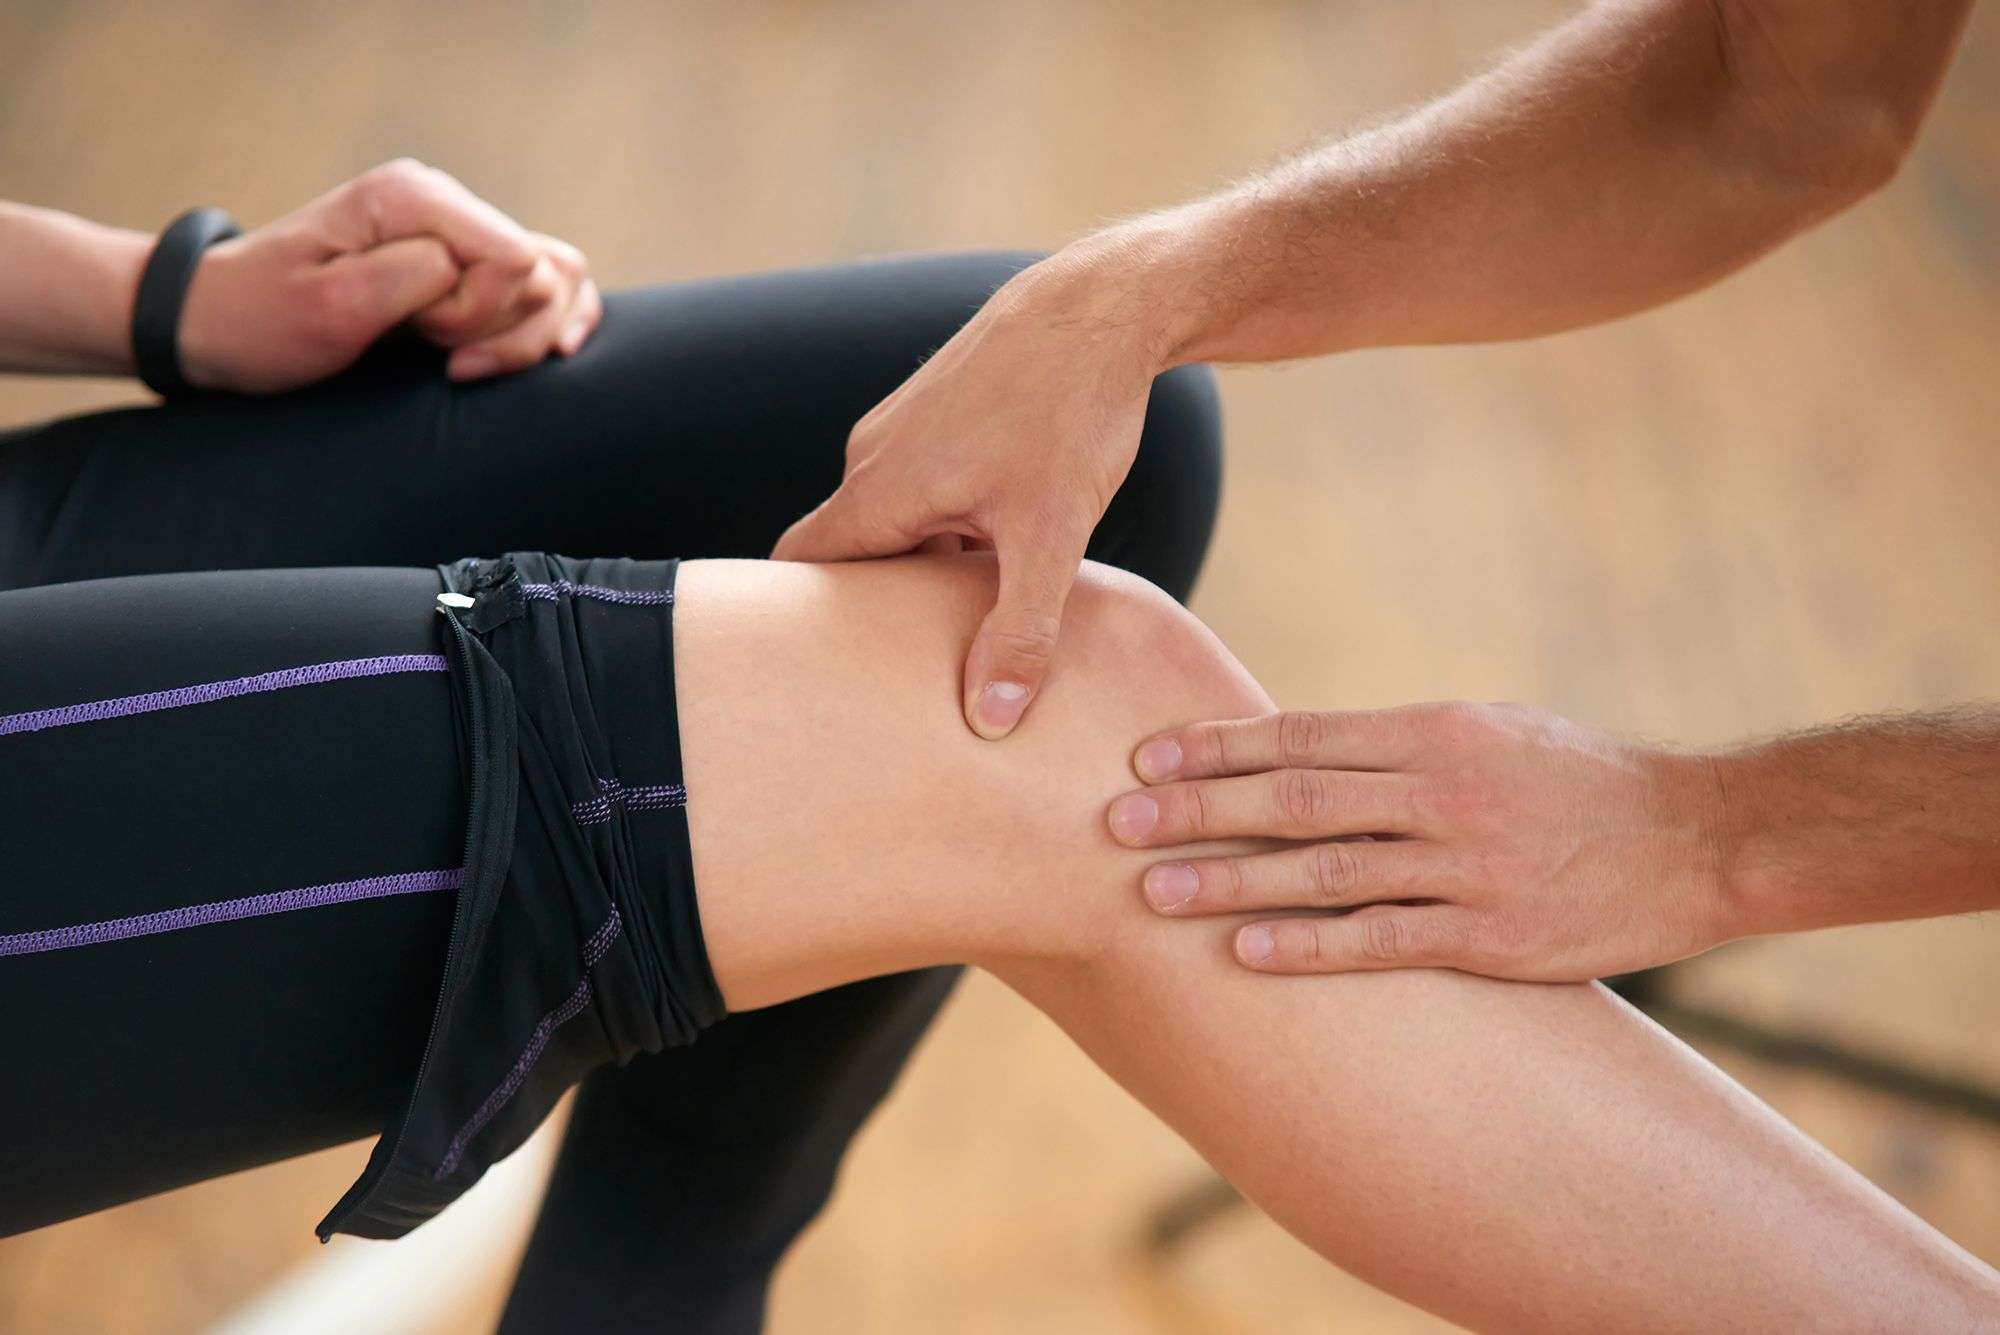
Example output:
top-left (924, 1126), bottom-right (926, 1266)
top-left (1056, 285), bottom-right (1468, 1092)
top-left (318, 553), bottom-right (722, 1241)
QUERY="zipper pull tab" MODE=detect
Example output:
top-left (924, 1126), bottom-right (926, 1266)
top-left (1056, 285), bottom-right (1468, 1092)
top-left (437, 592), bottom-right (477, 612)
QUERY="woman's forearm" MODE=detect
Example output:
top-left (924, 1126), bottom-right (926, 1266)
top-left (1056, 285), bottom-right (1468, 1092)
top-left (675, 555), bottom-right (2000, 1329)
top-left (1055, 0), bottom-right (1973, 369)
top-left (0, 202), bottom-right (149, 375)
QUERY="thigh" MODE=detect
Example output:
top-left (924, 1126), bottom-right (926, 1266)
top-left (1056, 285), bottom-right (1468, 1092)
top-left (0, 252), bottom-right (1219, 597)
top-left (0, 566), bottom-right (458, 1233)
top-left (0, 253), bottom-right (1043, 584)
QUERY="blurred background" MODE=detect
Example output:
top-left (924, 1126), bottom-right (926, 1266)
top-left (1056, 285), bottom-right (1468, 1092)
top-left (2, 1), bottom-right (1996, 1330)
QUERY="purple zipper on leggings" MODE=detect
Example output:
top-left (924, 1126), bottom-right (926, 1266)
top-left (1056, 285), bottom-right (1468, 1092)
top-left (0, 868), bottom-right (464, 959)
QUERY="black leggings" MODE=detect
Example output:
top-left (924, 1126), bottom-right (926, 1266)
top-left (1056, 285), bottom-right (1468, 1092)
top-left (0, 253), bottom-right (1221, 1330)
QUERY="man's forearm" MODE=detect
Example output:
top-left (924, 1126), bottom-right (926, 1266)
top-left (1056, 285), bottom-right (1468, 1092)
top-left (1061, 0), bottom-right (1972, 367)
top-left (0, 203), bottom-right (150, 375)
top-left (1712, 706), bottom-right (2000, 940)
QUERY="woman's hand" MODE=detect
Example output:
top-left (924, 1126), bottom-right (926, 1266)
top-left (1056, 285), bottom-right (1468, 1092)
top-left (1107, 701), bottom-right (1734, 982)
top-left (771, 242), bottom-right (1168, 741)
top-left (178, 159), bottom-right (601, 393)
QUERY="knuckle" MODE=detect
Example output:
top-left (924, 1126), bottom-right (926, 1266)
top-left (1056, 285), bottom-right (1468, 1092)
top-left (1184, 782), bottom-right (1217, 838)
top-left (1361, 913), bottom-right (1405, 964)
top-left (360, 156), bottom-right (431, 205)
top-left (541, 236), bottom-right (587, 274)
top-left (1461, 845), bottom-right (1515, 890)
top-left (1198, 724), bottom-right (1233, 777)
top-left (843, 417), bottom-right (888, 464)
top-left (370, 156), bottom-right (427, 185)
top-left (517, 256), bottom-right (561, 310)
top-left (1299, 922), bottom-right (1326, 969)
top-left (1310, 842), bottom-right (1359, 905)
top-left (1222, 857), bottom-right (1249, 906)
top-left (491, 239), bottom-right (541, 278)
top-left (1433, 916), bottom-right (1482, 968)
top-left (1425, 699), bottom-right (1485, 735)
top-left (1432, 774), bottom-right (1492, 829)
top-left (1276, 768), bottom-right (1327, 828)
top-left (1411, 774), bottom-right (1458, 826)
top-left (1475, 912), bottom-right (1526, 965)
top-left (1425, 700), bottom-right (1507, 750)
top-left (1278, 710), bottom-right (1331, 767)
top-left (987, 618), bottom-right (1059, 673)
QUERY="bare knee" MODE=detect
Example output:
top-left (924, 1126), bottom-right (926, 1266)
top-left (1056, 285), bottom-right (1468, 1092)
top-left (968, 560), bottom-right (1278, 968)
top-left (674, 553), bottom-right (1273, 1007)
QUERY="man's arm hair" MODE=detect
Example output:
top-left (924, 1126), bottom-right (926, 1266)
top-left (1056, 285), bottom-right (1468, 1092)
top-left (1078, 0), bottom-right (1975, 367)
top-left (1712, 704), bottom-right (2000, 938)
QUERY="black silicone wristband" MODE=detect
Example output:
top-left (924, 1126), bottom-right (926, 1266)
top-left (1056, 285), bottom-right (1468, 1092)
top-left (131, 207), bottom-right (241, 399)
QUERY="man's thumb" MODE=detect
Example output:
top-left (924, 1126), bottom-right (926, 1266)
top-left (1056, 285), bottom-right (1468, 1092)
top-left (963, 537), bottom-right (1084, 740)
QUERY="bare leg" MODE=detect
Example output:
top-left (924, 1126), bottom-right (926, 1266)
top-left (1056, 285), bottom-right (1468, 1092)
top-left (674, 555), bottom-right (1998, 1332)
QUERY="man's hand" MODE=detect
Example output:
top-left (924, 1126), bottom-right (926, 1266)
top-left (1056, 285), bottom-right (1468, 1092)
top-left (771, 249), bottom-right (1165, 739)
top-left (1106, 701), bottom-right (1733, 982)
top-left (178, 159), bottom-right (601, 393)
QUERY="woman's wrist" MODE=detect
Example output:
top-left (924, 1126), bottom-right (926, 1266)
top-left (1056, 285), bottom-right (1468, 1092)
top-left (83, 220), bottom-right (153, 375)
top-left (0, 204), bottom-right (152, 376)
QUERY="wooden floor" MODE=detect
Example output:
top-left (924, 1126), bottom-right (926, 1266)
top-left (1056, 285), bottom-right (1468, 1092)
top-left (2, 2), bottom-right (1996, 1331)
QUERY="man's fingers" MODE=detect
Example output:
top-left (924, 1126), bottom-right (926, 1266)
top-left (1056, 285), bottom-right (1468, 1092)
top-left (1234, 908), bottom-right (1473, 974)
top-left (961, 529), bottom-right (1084, 740)
top-left (1140, 839), bottom-right (1444, 915)
top-left (307, 236), bottom-right (460, 353)
top-left (1107, 769), bottom-right (1427, 846)
top-left (770, 474), bottom-right (931, 564)
top-left (1132, 708), bottom-right (1425, 784)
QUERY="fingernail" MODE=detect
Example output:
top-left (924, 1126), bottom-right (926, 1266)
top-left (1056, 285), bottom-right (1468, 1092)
top-left (972, 681), bottom-right (1029, 738)
top-left (1107, 793), bottom-right (1159, 844)
top-left (1237, 925), bottom-right (1276, 966)
top-left (1134, 737), bottom-right (1183, 782)
top-left (559, 319), bottom-right (588, 355)
top-left (450, 350), bottom-right (497, 380)
top-left (1143, 863), bottom-right (1198, 911)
